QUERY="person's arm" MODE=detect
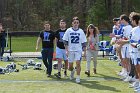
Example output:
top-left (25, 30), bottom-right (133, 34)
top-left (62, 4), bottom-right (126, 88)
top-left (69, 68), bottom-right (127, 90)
top-left (63, 40), bottom-right (68, 55)
top-left (36, 37), bottom-right (41, 51)
top-left (82, 42), bottom-right (87, 57)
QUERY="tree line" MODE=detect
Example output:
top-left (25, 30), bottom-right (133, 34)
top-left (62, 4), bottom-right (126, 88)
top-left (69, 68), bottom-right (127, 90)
top-left (0, 0), bottom-right (140, 31)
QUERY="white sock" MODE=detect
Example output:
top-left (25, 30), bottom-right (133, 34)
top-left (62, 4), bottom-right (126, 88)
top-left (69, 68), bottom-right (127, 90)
top-left (77, 75), bottom-right (80, 79)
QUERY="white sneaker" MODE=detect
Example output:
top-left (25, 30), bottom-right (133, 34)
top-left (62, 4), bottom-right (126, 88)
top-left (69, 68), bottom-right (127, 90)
top-left (118, 71), bottom-right (124, 76)
top-left (124, 76), bottom-right (132, 82)
top-left (136, 90), bottom-right (140, 93)
top-left (70, 69), bottom-right (75, 80)
top-left (134, 87), bottom-right (140, 92)
top-left (76, 77), bottom-right (80, 83)
top-left (129, 81), bottom-right (139, 88)
top-left (130, 76), bottom-right (136, 82)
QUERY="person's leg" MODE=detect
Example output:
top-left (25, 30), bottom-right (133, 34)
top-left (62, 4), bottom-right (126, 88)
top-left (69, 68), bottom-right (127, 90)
top-left (134, 65), bottom-right (140, 91)
top-left (85, 50), bottom-right (92, 76)
top-left (55, 47), bottom-right (63, 74)
top-left (120, 47), bottom-right (128, 76)
top-left (75, 51), bottom-right (82, 83)
top-left (1, 47), bottom-right (4, 57)
top-left (76, 60), bottom-right (81, 76)
top-left (129, 58), bottom-right (135, 78)
top-left (47, 48), bottom-right (53, 76)
top-left (41, 49), bottom-right (48, 74)
top-left (0, 48), bottom-right (1, 59)
top-left (93, 51), bottom-right (98, 74)
top-left (63, 49), bottom-right (68, 76)
top-left (64, 60), bottom-right (68, 76)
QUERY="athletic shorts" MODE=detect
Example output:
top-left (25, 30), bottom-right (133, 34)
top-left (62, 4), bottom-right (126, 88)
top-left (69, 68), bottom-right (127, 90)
top-left (121, 46), bottom-right (130, 58)
top-left (131, 53), bottom-right (140, 65)
top-left (56, 47), bottom-right (67, 60)
top-left (68, 51), bottom-right (82, 63)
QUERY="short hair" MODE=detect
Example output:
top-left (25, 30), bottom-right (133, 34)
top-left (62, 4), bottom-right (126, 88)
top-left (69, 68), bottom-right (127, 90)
top-left (121, 15), bottom-right (130, 22)
top-left (132, 14), bottom-right (140, 25)
top-left (72, 16), bottom-right (79, 22)
top-left (113, 18), bottom-right (120, 22)
top-left (44, 21), bottom-right (50, 25)
top-left (60, 19), bottom-right (66, 23)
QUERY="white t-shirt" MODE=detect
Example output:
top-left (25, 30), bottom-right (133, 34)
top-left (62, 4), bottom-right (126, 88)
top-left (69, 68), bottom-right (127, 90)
top-left (62, 27), bottom-right (87, 52)
top-left (129, 27), bottom-right (138, 54)
top-left (122, 25), bottom-right (132, 48)
top-left (130, 26), bottom-right (140, 53)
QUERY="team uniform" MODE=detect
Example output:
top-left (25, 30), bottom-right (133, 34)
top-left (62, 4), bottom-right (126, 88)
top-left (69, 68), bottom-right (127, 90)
top-left (130, 26), bottom-right (140, 65)
top-left (62, 27), bottom-right (87, 63)
top-left (121, 25), bottom-right (132, 58)
top-left (55, 29), bottom-right (67, 60)
top-left (39, 30), bottom-right (55, 75)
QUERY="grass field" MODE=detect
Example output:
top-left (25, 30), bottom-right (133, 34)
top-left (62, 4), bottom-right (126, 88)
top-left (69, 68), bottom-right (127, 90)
top-left (0, 58), bottom-right (134, 93)
top-left (7, 35), bottom-right (111, 52)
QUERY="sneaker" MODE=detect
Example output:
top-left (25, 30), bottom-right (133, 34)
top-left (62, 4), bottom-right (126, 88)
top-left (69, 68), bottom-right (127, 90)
top-left (85, 71), bottom-right (90, 76)
top-left (121, 72), bottom-right (128, 77)
top-left (117, 71), bottom-right (122, 76)
top-left (129, 81), bottom-right (139, 88)
top-left (134, 87), bottom-right (140, 92)
top-left (93, 69), bottom-right (97, 74)
top-left (130, 76), bottom-right (136, 82)
top-left (124, 76), bottom-right (132, 82)
top-left (47, 74), bottom-right (51, 77)
top-left (76, 77), bottom-right (80, 83)
top-left (70, 69), bottom-right (75, 80)
top-left (54, 72), bottom-right (61, 78)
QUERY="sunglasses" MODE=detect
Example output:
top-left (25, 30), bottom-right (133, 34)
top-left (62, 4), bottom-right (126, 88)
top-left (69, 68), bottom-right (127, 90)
top-left (73, 22), bottom-right (79, 24)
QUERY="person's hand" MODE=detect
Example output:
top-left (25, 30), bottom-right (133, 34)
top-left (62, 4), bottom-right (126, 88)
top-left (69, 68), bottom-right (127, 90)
top-left (66, 49), bottom-right (69, 57)
top-left (131, 43), bottom-right (137, 48)
top-left (109, 33), bottom-right (116, 38)
top-left (90, 44), bottom-right (96, 50)
top-left (36, 46), bottom-right (39, 51)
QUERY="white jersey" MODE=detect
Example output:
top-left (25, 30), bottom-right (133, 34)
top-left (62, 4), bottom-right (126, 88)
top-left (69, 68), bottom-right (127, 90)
top-left (62, 27), bottom-right (87, 52)
top-left (130, 26), bottom-right (140, 53)
top-left (129, 27), bottom-right (138, 54)
top-left (122, 25), bottom-right (132, 48)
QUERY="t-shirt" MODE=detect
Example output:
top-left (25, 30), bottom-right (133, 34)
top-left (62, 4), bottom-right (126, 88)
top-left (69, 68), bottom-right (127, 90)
top-left (62, 27), bottom-right (87, 52)
top-left (55, 29), bottom-right (66, 49)
top-left (39, 30), bottom-right (55, 48)
top-left (130, 26), bottom-right (140, 53)
top-left (121, 25), bottom-right (132, 48)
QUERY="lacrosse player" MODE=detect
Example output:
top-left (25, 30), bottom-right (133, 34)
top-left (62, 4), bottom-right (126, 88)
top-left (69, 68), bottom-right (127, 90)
top-left (63, 17), bottom-right (87, 83)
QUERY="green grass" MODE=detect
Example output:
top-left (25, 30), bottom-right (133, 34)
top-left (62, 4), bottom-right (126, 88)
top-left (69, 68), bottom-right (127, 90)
top-left (7, 35), bottom-right (111, 52)
top-left (10, 36), bottom-right (40, 52)
top-left (0, 58), bottom-right (134, 93)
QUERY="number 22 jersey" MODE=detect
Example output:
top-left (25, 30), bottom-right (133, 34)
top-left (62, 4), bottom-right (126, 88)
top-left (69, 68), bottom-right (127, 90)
top-left (63, 27), bottom-right (87, 52)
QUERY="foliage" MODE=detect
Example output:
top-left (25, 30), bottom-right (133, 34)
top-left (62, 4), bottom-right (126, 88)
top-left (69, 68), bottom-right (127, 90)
top-left (0, 0), bottom-right (140, 31)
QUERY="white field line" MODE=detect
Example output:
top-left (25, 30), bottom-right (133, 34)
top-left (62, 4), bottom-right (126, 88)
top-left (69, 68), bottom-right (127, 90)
top-left (0, 77), bottom-right (120, 83)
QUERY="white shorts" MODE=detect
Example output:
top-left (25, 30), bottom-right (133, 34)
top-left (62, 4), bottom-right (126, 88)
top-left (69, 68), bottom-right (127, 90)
top-left (131, 53), bottom-right (140, 65)
top-left (56, 47), bottom-right (67, 60)
top-left (68, 51), bottom-right (82, 63)
top-left (121, 47), bottom-right (130, 58)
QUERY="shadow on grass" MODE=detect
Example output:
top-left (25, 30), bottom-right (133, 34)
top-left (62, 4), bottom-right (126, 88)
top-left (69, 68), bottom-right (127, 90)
top-left (79, 80), bottom-right (121, 92)
top-left (89, 73), bottom-right (121, 81)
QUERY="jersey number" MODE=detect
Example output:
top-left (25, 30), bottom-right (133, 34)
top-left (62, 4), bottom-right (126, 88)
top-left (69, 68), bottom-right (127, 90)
top-left (71, 36), bottom-right (79, 43)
